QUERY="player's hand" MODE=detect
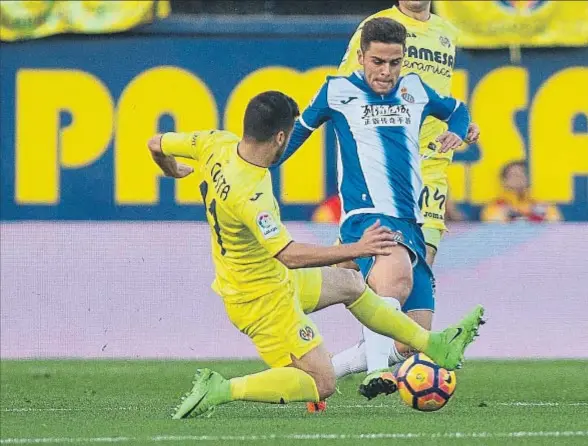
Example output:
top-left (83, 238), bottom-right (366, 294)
top-left (169, 162), bottom-right (194, 179)
top-left (355, 220), bottom-right (399, 257)
top-left (436, 132), bottom-right (463, 153)
top-left (464, 123), bottom-right (481, 144)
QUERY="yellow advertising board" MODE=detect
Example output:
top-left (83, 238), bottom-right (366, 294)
top-left (1, 0), bottom-right (170, 42)
top-left (435, 0), bottom-right (588, 48)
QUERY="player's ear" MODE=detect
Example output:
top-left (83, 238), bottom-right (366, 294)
top-left (357, 48), bottom-right (364, 66)
top-left (275, 130), bottom-right (286, 147)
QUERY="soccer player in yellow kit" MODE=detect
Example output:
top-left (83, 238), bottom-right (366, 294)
top-left (147, 91), bottom-right (484, 418)
top-left (332, 1), bottom-right (481, 392)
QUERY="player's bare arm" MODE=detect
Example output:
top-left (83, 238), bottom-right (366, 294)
top-left (147, 134), bottom-right (194, 178)
top-left (276, 220), bottom-right (397, 269)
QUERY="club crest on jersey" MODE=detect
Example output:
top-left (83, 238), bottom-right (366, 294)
top-left (361, 104), bottom-right (412, 126)
top-left (256, 212), bottom-right (280, 239)
top-left (391, 231), bottom-right (405, 244)
top-left (299, 326), bottom-right (315, 341)
top-left (401, 87), bottom-right (415, 103)
top-left (439, 36), bottom-right (451, 48)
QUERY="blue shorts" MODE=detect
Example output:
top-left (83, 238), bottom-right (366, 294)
top-left (340, 213), bottom-right (435, 313)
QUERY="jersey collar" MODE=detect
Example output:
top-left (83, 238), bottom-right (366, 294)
top-left (391, 5), bottom-right (432, 29)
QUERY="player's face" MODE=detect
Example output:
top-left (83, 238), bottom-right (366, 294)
top-left (398, 0), bottom-right (431, 13)
top-left (359, 42), bottom-right (404, 95)
top-left (503, 165), bottom-right (529, 193)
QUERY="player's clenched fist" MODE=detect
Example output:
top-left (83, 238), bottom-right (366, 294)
top-left (170, 162), bottom-right (194, 178)
top-left (464, 122), bottom-right (481, 145)
top-left (355, 220), bottom-right (399, 256)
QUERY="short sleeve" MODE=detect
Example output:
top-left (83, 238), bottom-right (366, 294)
top-left (300, 81), bottom-right (331, 131)
top-left (238, 190), bottom-right (293, 257)
top-left (161, 130), bottom-right (216, 161)
top-left (421, 81), bottom-right (461, 122)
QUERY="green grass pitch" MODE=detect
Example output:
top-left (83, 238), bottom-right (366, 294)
top-left (1, 359), bottom-right (587, 445)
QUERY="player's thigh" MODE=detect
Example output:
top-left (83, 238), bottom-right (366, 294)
top-left (367, 245), bottom-right (414, 303)
top-left (425, 243), bottom-right (438, 268)
top-left (422, 226), bottom-right (442, 268)
top-left (224, 292), bottom-right (323, 369)
top-left (310, 267), bottom-right (365, 312)
top-left (340, 214), bottom-right (418, 303)
top-left (292, 268), bottom-right (323, 314)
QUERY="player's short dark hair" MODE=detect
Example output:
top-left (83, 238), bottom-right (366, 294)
top-left (243, 91), bottom-right (300, 142)
top-left (360, 17), bottom-right (407, 53)
top-left (501, 160), bottom-right (528, 180)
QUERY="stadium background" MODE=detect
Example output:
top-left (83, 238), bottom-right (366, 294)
top-left (1, 0), bottom-right (587, 361)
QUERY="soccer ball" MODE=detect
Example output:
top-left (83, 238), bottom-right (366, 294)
top-left (396, 353), bottom-right (456, 412)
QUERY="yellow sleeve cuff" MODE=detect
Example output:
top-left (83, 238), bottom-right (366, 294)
top-left (160, 132), bottom-right (197, 159)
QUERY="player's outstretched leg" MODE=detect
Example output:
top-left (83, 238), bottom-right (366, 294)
top-left (172, 366), bottom-right (322, 419)
top-left (425, 304), bottom-right (486, 370)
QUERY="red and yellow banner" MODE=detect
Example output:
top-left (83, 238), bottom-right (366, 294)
top-left (0, 0), bottom-right (170, 42)
top-left (435, 0), bottom-right (588, 48)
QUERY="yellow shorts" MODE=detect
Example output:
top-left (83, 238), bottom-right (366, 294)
top-left (420, 157), bottom-right (450, 247)
top-left (223, 268), bottom-right (323, 368)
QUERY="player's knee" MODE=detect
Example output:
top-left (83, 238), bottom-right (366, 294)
top-left (395, 274), bottom-right (413, 301)
top-left (374, 273), bottom-right (412, 301)
top-left (314, 370), bottom-right (337, 400)
top-left (303, 360), bottom-right (337, 400)
top-left (340, 269), bottom-right (367, 306)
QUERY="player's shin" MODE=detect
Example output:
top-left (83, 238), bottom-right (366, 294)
top-left (230, 368), bottom-right (319, 404)
top-left (332, 341), bottom-right (368, 378)
top-left (347, 287), bottom-right (429, 353)
top-left (362, 297), bottom-right (402, 372)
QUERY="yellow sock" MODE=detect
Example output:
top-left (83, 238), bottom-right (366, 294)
top-left (347, 287), bottom-right (429, 352)
top-left (230, 367), bottom-right (319, 403)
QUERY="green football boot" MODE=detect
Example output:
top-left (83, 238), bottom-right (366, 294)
top-left (172, 369), bottom-right (231, 419)
top-left (425, 304), bottom-right (486, 370)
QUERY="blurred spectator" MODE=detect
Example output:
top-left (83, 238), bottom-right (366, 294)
top-left (171, 0), bottom-right (399, 16)
top-left (311, 195), bottom-right (341, 223)
top-left (312, 192), bottom-right (469, 223)
top-left (481, 160), bottom-right (562, 223)
top-left (445, 196), bottom-right (467, 222)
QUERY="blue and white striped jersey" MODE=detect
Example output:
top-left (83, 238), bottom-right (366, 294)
top-left (279, 71), bottom-right (470, 224)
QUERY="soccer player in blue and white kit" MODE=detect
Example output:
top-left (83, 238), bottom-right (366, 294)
top-left (277, 17), bottom-right (471, 399)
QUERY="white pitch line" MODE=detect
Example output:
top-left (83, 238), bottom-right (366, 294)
top-left (498, 402), bottom-right (588, 407)
top-left (3, 402), bottom-right (588, 413)
top-left (2, 407), bottom-right (138, 413)
top-left (1, 431), bottom-right (587, 444)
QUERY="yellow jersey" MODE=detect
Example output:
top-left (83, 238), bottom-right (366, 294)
top-left (161, 130), bottom-right (293, 303)
top-left (338, 6), bottom-right (460, 161)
